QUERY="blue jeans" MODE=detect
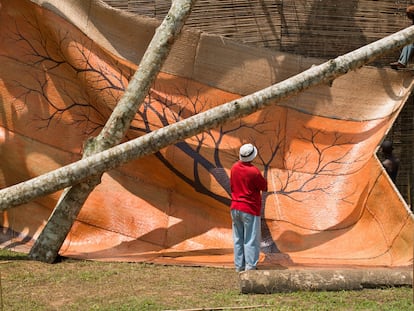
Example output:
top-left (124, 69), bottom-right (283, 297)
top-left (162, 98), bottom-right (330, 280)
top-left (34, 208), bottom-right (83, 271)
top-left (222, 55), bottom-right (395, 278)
top-left (398, 44), bottom-right (414, 65)
top-left (231, 209), bottom-right (261, 271)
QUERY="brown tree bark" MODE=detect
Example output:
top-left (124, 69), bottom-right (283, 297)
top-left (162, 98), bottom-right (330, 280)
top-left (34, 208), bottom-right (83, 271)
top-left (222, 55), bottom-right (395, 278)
top-left (27, 0), bottom-right (197, 263)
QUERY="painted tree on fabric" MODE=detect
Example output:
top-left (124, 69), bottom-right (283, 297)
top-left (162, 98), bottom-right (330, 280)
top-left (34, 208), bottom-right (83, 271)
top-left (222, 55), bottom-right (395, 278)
top-left (3, 0), bottom-right (198, 263)
top-left (266, 127), bottom-right (368, 203)
top-left (125, 83), bottom-right (372, 253)
top-left (133, 85), bottom-right (275, 204)
top-left (7, 10), bottom-right (367, 197)
top-left (4, 9), bottom-right (371, 255)
top-left (2, 0), bottom-right (400, 263)
top-left (7, 14), bottom-right (131, 136)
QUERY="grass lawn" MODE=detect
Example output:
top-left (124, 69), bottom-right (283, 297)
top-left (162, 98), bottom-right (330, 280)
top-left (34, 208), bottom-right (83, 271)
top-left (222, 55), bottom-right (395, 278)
top-left (0, 249), bottom-right (412, 310)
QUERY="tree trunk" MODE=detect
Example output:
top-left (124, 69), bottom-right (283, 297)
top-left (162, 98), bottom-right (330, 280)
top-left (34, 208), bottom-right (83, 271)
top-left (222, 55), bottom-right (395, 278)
top-left (239, 268), bottom-right (413, 293)
top-left (1, 25), bottom-right (414, 262)
top-left (2, 25), bottom-right (414, 211)
top-left (28, 0), bottom-right (197, 263)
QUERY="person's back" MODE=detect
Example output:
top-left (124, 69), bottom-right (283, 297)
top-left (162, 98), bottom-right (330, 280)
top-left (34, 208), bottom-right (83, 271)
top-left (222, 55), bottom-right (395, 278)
top-left (231, 160), bottom-right (267, 216)
top-left (229, 143), bottom-right (267, 272)
top-left (381, 140), bottom-right (400, 182)
top-left (382, 155), bottom-right (400, 182)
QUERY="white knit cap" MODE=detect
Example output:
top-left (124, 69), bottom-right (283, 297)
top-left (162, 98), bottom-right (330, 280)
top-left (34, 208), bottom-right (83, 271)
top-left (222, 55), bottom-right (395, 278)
top-left (239, 143), bottom-right (258, 162)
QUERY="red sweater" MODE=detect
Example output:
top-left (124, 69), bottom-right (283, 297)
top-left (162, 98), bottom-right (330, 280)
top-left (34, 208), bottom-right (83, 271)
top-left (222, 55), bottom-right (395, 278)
top-left (230, 161), bottom-right (268, 216)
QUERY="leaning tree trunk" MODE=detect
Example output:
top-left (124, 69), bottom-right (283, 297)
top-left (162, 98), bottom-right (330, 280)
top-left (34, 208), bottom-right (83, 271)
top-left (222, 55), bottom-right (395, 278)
top-left (1, 24), bottom-right (414, 261)
top-left (27, 0), bottom-right (197, 263)
top-left (1, 25), bottom-right (414, 210)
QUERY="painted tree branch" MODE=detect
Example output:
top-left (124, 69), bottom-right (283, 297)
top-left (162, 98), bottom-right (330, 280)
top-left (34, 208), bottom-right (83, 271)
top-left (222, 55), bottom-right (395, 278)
top-left (1, 25), bottom-right (414, 213)
top-left (28, 0), bottom-right (197, 263)
top-left (1, 24), bottom-right (414, 263)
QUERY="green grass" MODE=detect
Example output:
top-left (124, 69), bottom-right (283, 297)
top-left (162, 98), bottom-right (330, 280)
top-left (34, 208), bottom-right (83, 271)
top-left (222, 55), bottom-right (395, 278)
top-left (0, 248), bottom-right (412, 310)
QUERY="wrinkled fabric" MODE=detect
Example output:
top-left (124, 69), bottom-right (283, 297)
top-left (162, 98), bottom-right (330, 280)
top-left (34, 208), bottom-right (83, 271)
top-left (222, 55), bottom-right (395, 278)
top-left (0, 0), bottom-right (413, 268)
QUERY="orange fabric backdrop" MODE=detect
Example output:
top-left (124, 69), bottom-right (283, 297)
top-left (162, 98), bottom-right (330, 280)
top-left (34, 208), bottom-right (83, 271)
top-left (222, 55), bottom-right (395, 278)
top-left (0, 0), bottom-right (413, 268)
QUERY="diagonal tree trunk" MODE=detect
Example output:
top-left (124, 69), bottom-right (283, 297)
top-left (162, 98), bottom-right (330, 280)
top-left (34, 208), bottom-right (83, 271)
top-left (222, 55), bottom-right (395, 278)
top-left (1, 25), bottom-right (414, 211)
top-left (1, 24), bottom-right (414, 262)
top-left (27, 0), bottom-right (197, 263)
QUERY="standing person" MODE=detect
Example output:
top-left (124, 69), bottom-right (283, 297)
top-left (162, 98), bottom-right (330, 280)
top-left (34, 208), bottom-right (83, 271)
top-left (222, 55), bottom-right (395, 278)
top-left (390, 5), bottom-right (414, 69)
top-left (380, 140), bottom-right (400, 183)
top-left (230, 143), bottom-right (267, 272)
